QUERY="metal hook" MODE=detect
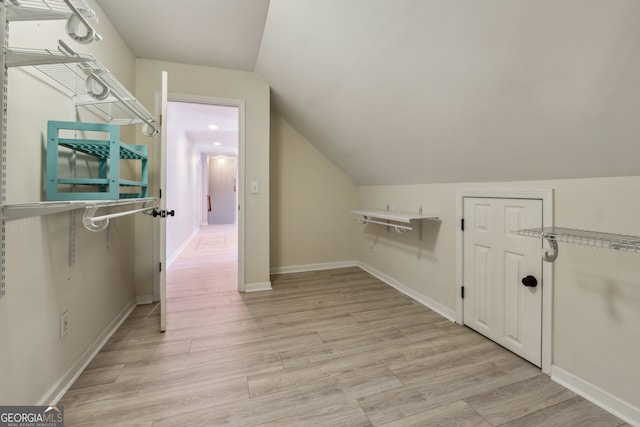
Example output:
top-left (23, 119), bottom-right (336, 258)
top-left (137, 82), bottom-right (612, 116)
top-left (142, 122), bottom-right (158, 137)
top-left (82, 207), bottom-right (109, 232)
top-left (542, 235), bottom-right (558, 262)
top-left (63, 0), bottom-right (102, 44)
top-left (85, 70), bottom-right (110, 100)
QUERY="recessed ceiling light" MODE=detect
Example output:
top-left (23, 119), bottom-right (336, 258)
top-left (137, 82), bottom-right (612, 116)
top-left (209, 124), bottom-right (218, 130)
top-left (213, 142), bottom-right (222, 146)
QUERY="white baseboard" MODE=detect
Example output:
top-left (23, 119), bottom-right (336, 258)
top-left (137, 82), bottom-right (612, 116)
top-left (135, 294), bottom-right (155, 305)
top-left (357, 262), bottom-right (457, 322)
top-left (167, 228), bottom-right (199, 268)
top-left (40, 298), bottom-right (136, 405)
top-left (270, 260), bottom-right (358, 275)
top-left (244, 281), bottom-right (272, 292)
top-left (551, 366), bottom-right (640, 426)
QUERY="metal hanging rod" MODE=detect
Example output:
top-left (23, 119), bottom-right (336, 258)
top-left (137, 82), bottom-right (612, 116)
top-left (82, 204), bottom-right (155, 232)
top-left (352, 216), bottom-right (412, 234)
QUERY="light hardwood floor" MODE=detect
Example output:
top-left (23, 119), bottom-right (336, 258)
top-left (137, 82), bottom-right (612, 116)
top-left (60, 225), bottom-right (629, 426)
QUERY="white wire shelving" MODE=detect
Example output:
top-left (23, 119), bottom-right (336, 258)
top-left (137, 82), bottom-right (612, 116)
top-left (6, 45), bottom-right (158, 136)
top-left (0, 0), bottom-right (160, 297)
top-left (518, 227), bottom-right (640, 262)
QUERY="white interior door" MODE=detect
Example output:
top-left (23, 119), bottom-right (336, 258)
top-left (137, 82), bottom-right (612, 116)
top-left (159, 71), bottom-right (168, 332)
top-left (463, 197), bottom-right (543, 366)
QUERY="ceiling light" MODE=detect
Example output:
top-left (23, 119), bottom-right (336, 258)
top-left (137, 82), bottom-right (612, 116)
top-left (213, 142), bottom-right (222, 146)
top-left (209, 124), bottom-right (218, 130)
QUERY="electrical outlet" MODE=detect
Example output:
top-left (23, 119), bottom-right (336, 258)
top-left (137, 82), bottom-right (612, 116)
top-left (60, 310), bottom-right (69, 339)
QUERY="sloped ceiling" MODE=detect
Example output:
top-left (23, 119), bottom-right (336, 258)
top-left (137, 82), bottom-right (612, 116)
top-left (96, 0), bottom-right (640, 185)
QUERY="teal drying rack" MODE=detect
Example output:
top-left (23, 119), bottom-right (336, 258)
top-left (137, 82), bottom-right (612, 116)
top-left (46, 121), bottom-right (148, 200)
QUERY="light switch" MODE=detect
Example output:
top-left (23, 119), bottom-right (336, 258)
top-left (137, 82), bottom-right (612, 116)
top-left (251, 182), bottom-right (259, 194)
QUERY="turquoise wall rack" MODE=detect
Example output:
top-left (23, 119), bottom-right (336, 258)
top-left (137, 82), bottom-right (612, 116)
top-left (46, 120), bottom-right (148, 200)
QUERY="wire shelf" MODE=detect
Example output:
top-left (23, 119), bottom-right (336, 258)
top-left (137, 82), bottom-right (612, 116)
top-left (7, 0), bottom-right (95, 17)
top-left (7, 46), bottom-right (158, 135)
top-left (2, 197), bottom-right (157, 222)
top-left (518, 227), bottom-right (640, 253)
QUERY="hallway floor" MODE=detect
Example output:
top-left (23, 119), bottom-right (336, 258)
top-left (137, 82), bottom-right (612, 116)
top-left (59, 225), bottom-right (628, 426)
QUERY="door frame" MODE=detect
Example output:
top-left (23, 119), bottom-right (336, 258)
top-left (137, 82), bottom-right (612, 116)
top-left (153, 92), bottom-right (247, 296)
top-left (456, 189), bottom-right (554, 374)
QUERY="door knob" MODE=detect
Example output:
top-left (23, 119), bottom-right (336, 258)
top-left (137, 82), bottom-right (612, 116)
top-left (521, 275), bottom-right (538, 287)
top-left (152, 209), bottom-right (176, 218)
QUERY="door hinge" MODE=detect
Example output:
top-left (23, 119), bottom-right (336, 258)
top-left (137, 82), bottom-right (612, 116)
top-left (160, 114), bottom-right (163, 126)
top-left (159, 262), bottom-right (162, 272)
top-left (461, 218), bottom-right (464, 231)
top-left (159, 189), bottom-right (162, 199)
top-left (461, 286), bottom-right (465, 299)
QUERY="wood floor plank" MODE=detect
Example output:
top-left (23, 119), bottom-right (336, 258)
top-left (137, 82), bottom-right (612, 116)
top-left (463, 374), bottom-right (577, 425)
top-left (498, 396), bottom-right (628, 427)
top-left (57, 225), bottom-right (627, 427)
top-left (252, 401), bottom-right (373, 427)
top-left (248, 352), bottom-right (404, 400)
top-left (377, 400), bottom-right (492, 427)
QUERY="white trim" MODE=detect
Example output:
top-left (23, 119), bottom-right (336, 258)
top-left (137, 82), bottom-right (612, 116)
top-left (552, 365), bottom-right (640, 426)
top-left (456, 189), bottom-right (554, 375)
top-left (244, 281), bottom-right (272, 292)
top-left (39, 298), bottom-right (136, 405)
top-left (359, 262), bottom-right (457, 322)
top-left (135, 294), bottom-right (154, 305)
top-left (167, 227), bottom-right (198, 268)
top-left (270, 260), bottom-right (358, 275)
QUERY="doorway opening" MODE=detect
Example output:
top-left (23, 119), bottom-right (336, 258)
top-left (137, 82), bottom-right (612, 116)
top-left (165, 100), bottom-right (241, 301)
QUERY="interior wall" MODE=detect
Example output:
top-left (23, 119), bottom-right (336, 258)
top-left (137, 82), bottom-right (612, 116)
top-left (166, 122), bottom-right (201, 265)
top-left (270, 109), bottom-right (357, 269)
top-left (134, 59), bottom-right (270, 292)
top-left (356, 176), bottom-right (640, 414)
top-left (0, 0), bottom-right (140, 404)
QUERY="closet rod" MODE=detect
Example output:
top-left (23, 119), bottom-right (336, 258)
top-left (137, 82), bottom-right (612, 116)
top-left (82, 205), bottom-right (155, 232)
top-left (353, 217), bottom-right (413, 233)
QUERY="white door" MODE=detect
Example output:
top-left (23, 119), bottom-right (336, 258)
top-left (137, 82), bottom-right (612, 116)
top-left (463, 197), bottom-right (543, 366)
top-left (159, 71), bottom-right (169, 332)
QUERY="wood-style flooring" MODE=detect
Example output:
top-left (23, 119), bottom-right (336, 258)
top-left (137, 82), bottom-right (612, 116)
top-left (59, 225), bottom-right (629, 426)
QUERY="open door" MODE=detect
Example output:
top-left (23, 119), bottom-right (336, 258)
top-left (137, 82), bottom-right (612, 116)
top-left (159, 71), bottom-right (168, 331)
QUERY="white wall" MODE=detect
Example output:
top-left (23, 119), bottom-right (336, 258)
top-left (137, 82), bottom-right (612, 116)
top-left (207, 157), bottom-right (237, 225)
top-left (356, 176), bottom-right (640, 420)
top-left (166, 123), bottom-right (201, 266)
top-left (0, 0), bottom-right (141, 404)
top-left (134, 60), bottom-right (271, 293)
top-left (270, 109), bottom-right (357, 269)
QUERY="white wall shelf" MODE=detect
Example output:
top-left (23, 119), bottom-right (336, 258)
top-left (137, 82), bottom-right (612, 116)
top-left (518, 227), bottom-right (640, 262)
top-left (352, 208), bottom-right (439, 240)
